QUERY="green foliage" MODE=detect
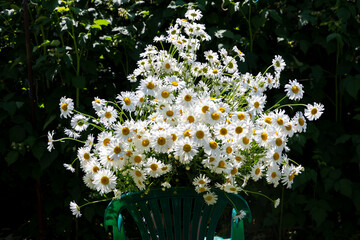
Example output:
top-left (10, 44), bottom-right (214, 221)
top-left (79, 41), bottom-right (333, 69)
top-left (1, 0), bottom-right (359, 239)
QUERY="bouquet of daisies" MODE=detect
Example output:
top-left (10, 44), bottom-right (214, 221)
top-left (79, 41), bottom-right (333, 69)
top-left (48, 8), bottom-right (324, 218)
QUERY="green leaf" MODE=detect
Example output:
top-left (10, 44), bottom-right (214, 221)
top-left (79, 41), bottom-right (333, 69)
top-left (326, 33), bottom-right (343, 47)
top-left (269, 9), bottom-right (282, 23)
top-left (305, 200), bottom-right (331, 226)
top-left (335, 134), bottom-right (351, 145)
top-left (32, 141), bottom-right (46, 161)
top-left (9, 125), bottom-right (26, 142)
top-left (50, 40), bottom-right (61, 47)
top-left (43, 115), bottom-right (57, 130)
top-left (72, 75), bottom-right (86, 89)
top-left (337, 8), bottom-right (350, 22)
top-left (335, 178), bottom-right (353, 198)
top-left (6, 151), bottom-right (19, 165)
top-left (94, 19), bottom-right (110, 26)
top-left (342, 75), bottom-right (360, 99)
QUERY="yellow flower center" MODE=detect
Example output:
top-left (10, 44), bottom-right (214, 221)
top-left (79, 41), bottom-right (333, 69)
top-left (289, 173), bottom-right (295, 181)
top-left (199, 180), bottom-right (206, 185)
top-left (211, 112), bottom-right (220, 120)
top-left (83, 153), bottom-right (90, 160)
top-left (271, 172), bottom-right (277, 178)
top-left (150, 163), bottom-right (158, 171)
top-left (95, 99), bottom-right (101, 103)
top-left (165, 63), bottom-right (171, 69)
top-left (161, 91), bottom-right (169, 98)
top-left (235, 156), bottom-right (242, 162)
top-left (219, 107), bottom-right (225, 113)
top-left (273, 152), bottom-right (280, 161)
top-left (184, 94), bottom-right (192, 102)
top-left (146, 82), bottom-right (155, 89)
top-left (183, 144), bottom-right (192, 152)
top-left (100, 176), bottom-right (109, 185)
top-left (104, 112), bottom-right (112, 119)
top-left (238, 113), bottom-right (245, 120)
top-left (226, 146), bottom-right (233, 154)
top-left (212, 69), bottom-right (218, 74)
top-left (235, 126), bottom-right (243, 134)
top-left (157, 137), bottom-right (166, 146)
top-left (218, 160), bottom-right (226, 168)
top-left (103, 138), bottom-right (110, 146)
top-left (198, 187), bottom-right (206, 193)
top-left (93, 166), bottom-right (99, 173)
top-left (166, 110), bottom-right (174, 117)
top-left (261, 132), bottom-right (268, 141)
top-left (135, 170), bottom-right (142, 177)
top-left (172, 81), bottom-right (178, 86)
top-left (184, 130), bottom-right (191, 137)
top-left (275, 138), bottom-right (283, 147)
top-left (220, 128), bottom-right (228, 136)
top-left (205, 196), bottom-right (213, 201)
top-left (285, 124), bottom-right (292, 131)
top-left (142, 139), bottom-right (150, 147)
top-left (242, 137), bottom-right (250, 145)
top-left (209, 141), bottom-right (218, 149)
top-left (114, 146), bottom-right (121, 154)
top-left (231, 167), bottom-right (237, 175)
top-left (299, 118), bottom-right (305, 126)
top-left (196, 130), bottom-right (205, 139)
top-left (255, 168), bottom-right (261, 175)
top-left (264, 117), bottom-right (272, 124)
top-left (61, 103), bottom-right (68, 111)
top-left (122, 127), bottom-right (130, 135)
top-left (292, 86), bottom-right (299, 94)
top-left (277, 118), bottom-right (284, 125)
top-left (254, 102), bottom-right (260, 108)
top-left (171, 134), bottom-right (177, 141)
top-left (134, 156), bottom-right (142, 163)
top-left (201, 105), bottom-right (209, 113)
top-left (187, 115), bottom-right (195, 123)
top-left (311, 108), bottom-right (318, 115)
top-left (124, 97), bottom-right (131, 105)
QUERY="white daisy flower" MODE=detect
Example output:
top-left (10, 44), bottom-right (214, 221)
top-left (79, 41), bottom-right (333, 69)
top-left (284, 79), bottom-right (304, 100)
top-left (93, 169), bottom-right (117, 195)
top-left (63, 163), bottom-right (75, 173)
top-left (266, 165), bottom-right (281, 187)
top-left (203, 192), bottom-right (218, 205)
top-left (174, 138), bottom-right (198, 164)
top-left (251, 162), bottom-right (265, 182)
top-left (185, 9), bottom-right (203, 21)
top-left (69, 201), bottom-right (82, 218)
top-left (292, 111), bottom-right (307, 133)
top-left (272, 55), bottom-right (286, 73)
top-left (59, 97), bottom-right (74, 119)
top-left (70, 114), bottom-right (89, 132)
top-left (92, 97), bottom-right (106, 113)
top-left (47, 130), bottom-right (55, 152)
top-left (304, 102), bottom-right (324, 121)
top-left (98, 105), bottom-right (118, 128)
top-left (146, 157), bottom-right (165, 178)
top-left (117, 91), bottom-right (138, 112)
top-left (233, 210), bottom-right (247, 222)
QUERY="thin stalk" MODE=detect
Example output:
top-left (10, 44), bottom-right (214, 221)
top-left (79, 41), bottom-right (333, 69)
top-left (279, 187), bottom-right (284, 240)
top-left (335, 41), bottom-right (340, 122)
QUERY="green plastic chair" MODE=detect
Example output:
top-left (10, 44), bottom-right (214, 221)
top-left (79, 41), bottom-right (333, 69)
top-left (104, 187), bottom-right (251, 240)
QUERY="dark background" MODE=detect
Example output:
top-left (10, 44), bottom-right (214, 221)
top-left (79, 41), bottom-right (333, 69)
top-left (1, 0), bottom-right (359, 239)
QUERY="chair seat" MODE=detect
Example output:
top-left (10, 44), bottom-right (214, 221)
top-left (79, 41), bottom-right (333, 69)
top-left (104, 187), bottom-right (251, 240)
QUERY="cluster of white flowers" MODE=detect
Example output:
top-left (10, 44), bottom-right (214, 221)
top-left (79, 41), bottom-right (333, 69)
top-left (48, 8), bottom-right (324, 217)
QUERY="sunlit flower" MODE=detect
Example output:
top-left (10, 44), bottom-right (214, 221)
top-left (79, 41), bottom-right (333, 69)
top-left (304, 102), bottom-right (324, 121)
top-left (59, 97), bottom-right (74, 118)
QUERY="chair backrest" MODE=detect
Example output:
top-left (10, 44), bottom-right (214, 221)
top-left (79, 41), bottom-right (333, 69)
top-left (104, 187), bottom-right (251, 240)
